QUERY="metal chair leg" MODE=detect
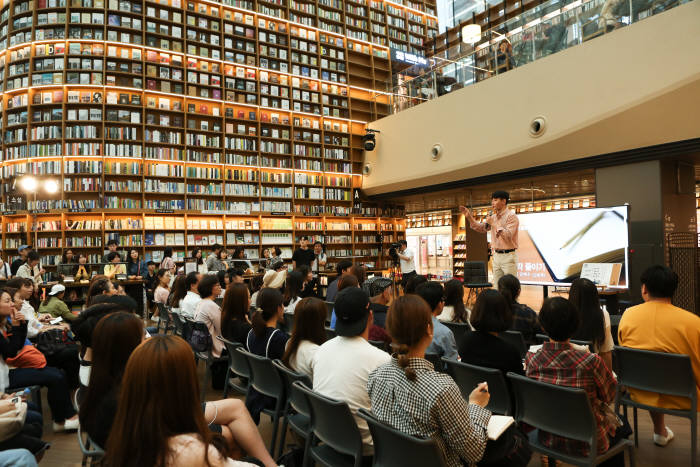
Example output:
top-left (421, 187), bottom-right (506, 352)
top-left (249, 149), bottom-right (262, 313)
top-left (691, 415), bottom-right (697, 467)
top-left (268, 412), bottom-right (280, 455)
top-left (633, 407), bottom-right (638, 448)
top-left (222, 366), bottom-right (231, 399)
top-left (276, 411), bottom-right (290, 458)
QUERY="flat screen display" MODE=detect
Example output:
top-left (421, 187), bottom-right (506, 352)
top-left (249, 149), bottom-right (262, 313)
top-left (514, 205), bottom-right (629, 286)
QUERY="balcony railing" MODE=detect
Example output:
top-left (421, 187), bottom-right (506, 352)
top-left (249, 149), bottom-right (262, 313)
top-left (388, 0), bottom-right (692, 113)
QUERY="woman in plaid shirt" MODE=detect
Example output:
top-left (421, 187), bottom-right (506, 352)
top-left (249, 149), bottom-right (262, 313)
top-left (368, 295), bottom-right (531, 466)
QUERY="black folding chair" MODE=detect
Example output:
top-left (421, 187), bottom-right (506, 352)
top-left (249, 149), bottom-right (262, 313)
top-left (357, 408), bottom-right (447, 467)
top-left (325, 327), bottom-right (336, 339)
top-left (156, 303), bottom-right (173, 334)
top-left (216, 335), bottom-right (249, 398)
top-left (424, 353), bottom-right (445, 372)
top-left (536, 333), bottom-right (592, 348)
top-left (293, 381), bottom-right (365, 467)
top-left (78, 424), bottom-right (104, 467)
top-left (324, 301), bottom-right (334, 325)
top-left (272, 360), bottom-right (313, 462)
top-left (508, 372), bottom-right (634, 467)
top-left (614, 346), bottom-right (696, 467)
top-left (171, 310), bottom-right (185, 337)
top-left (237, 348), bottom-right (286, 455)
top-left (442, 358), bottom-right (512, 415)
top-left (283, 312), bottom-right (295, 333)
top-left (499, 330), bottom-right (527, 358)
top-left (186, 319), bottom-right (227, 402)
top-left (439, 321), bottom-right (472, 347)
top-left (368, 340), bottom-right (389, 353)
top-left (462, 261), bottom-right (491, 303)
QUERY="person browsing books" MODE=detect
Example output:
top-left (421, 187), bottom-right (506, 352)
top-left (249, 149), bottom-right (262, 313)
top-left (460, 190), bottom-right (519, 285)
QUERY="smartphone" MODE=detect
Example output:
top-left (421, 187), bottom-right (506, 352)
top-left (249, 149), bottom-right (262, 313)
top-left (49, 317), bottom-right (63, 325)
top-left (10, 397), bottom-right (20, 404)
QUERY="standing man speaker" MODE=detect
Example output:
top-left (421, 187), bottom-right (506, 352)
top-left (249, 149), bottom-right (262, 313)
top-left (396, 240), bottom-right (416, 288)
top-left (460, 190), bottom-right (519, 286)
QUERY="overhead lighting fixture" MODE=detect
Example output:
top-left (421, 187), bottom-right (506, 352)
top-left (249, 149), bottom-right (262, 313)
top-left (44, 179), bottom-right (59, 194)
top-left (462, 24), bottom-right (482, 44)
top-left (20, 176), bottom-right (37, 192)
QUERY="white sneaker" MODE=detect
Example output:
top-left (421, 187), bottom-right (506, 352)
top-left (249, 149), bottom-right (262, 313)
top-left (53, 417), bottom-right (79, 432)
top-left (151, 316), bottom-right (160, 322)
top-left (653, 426), bottom-right (674, 446)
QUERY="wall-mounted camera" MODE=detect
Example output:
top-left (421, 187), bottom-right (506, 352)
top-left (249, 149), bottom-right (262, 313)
top-left (529, 116), bottom-right (546, 137)
top-left (363, 128), bottom-right (380, 151)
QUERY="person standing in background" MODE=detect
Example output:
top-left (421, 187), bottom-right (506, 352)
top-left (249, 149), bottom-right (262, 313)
top-left (310, 241), bottom-right (327, 277)
top-left (16, 251), bottom-right (45, 289)
top-left (0, 257), bottom-right (11, 279)
top-left (460, 190), bottom-right (519, 286)
top-left (11, 245), bottom-right (31, 277)
top-left (292, 236), bottom-right (315, 269)
top-left (102, 239), bottom-right (119, 264)
top-left (396, 240), bottom-right (416, 289)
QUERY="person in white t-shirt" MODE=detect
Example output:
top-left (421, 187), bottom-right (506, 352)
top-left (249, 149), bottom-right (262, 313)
top-left (282, 297), bottom-right (328, 379)
top-left (396, 240), bottom-right (416, 289)
top-left (312, 287), bottom-right (391, 456)
top-left (179, 272), bottom-right (202, 319)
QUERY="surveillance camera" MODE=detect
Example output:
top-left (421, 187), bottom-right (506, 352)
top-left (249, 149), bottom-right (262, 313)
top-left (362, 164), bottom-right (372, 175)
top-left (430, 144), bottom-right (443, 161)
top-left (529, 117), bottom-right (546, 137)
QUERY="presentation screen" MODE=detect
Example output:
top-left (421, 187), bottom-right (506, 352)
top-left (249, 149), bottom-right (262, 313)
top-left (514, 205), bottom-right (629, 286)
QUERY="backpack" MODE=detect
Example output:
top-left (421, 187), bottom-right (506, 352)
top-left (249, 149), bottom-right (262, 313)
top-left (187, 322), bottom-right (212, 353)
top-left (36, 328), bottom-right (77, 358)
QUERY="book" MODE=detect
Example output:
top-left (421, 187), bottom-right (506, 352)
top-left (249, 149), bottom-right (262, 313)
top-left (487, 415), bottom-right (514, 440)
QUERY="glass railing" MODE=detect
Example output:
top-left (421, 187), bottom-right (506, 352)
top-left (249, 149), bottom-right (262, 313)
top-left (388, 0), bottom-right (692, 113)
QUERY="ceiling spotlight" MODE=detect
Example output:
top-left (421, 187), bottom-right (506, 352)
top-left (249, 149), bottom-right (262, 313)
top-left (20, 177), bottom-right (37, 192)
top-left (44, 179), bottom-right (59, 194)
top-left (363, 129), bottom-right (380, 151)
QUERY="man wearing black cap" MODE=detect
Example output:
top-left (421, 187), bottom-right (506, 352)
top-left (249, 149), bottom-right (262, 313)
top-left (460, 190), bottom-right (520, 285)
top-left (11, 245), bottom-right (31, 276)
top-left (312, 287), bottom-right (391, 456)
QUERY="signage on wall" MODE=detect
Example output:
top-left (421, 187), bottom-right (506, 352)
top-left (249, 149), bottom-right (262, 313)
top-left (391, 49), bottom-right (429, 67)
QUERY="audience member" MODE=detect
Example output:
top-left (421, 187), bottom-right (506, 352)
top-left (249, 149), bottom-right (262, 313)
top-left (349, 264), bottom-right (366, 287)
top-left (255, 259), bottom-right (286, 306)
top-left (104, 335), bottom-right (273, 467)
top-left (328, 274), bottom-right (359, 329)
top-left (0, 258), bottom-right (10, 279)
top-left (103, 252), bottom-right (125, 280)
top-left (0, 288), bottom-right (79, 431)
top-left (38, 284), bottom-right (76, 322)
top-left (325, 259), bottom-right (352, 303)
top-left (459, 289), bottom-right (523, 375)
top-left (101, 240), bottom-right (118, 264)
top-left (11, 245), bottom-right (31, 276)
top-left (283, 270), bottom-right (304, 314)
top-left (16, 251), bottom-right (44, 288)
top-left (415, 282), bottom-right (458, 360)
top-left (298, 265), bottom-right (317, 298)
top-left (0, 394), bottom-right (47, 458)
top-left (312, 287), bottom-right (390, 455)
top-left (363, 276), bottom-right (393, 344)
top-left (245, 288), bottom-right (288, 424)
top-left (292, 236), bottom-right (315, 269)
top-left (368, 295), bottom-right (492, 466)
top-left (403, 274), bottom-right (427, 294)
top-left (206, 244), bottom-right (226, 272)
top-left (498, 274), bottom-right (542, 344)
top-left (152, 269), bottom-right (171, 321)
top-left (74, 254), bottom-right (90, 282)
top-left (159, 247), bottom-right (177, 277)
top-left (527, 297), bottom-right (629, 461)
top-left (437, 279), bottom-right (472, 326)
top-left (126, 249), bottom-right (146, 279)
top-left (194, 275), bottom-right (225, 358)
top-left (191, 248), bottom-right (208, 275)
top-left (57, 249), bottom-right (76, 279)
top-left (166, 275), bottom-right (186, 314)
top-left (618, 265), bottom-right (700, 446)
top-left (180, 272), bottom-right (202, 319)
top-left (569, 278), bottom-right (614, 369)
top-left (6, 278), bottom-right (48, 338)
top-left (86, 277), bottom-right (115, 307)
top-left (221, 283), bottom-right (252, 345)
top-left (310, 241), bottom-right (327, 277)
top-left (281, 297), bottom-right (326, 379)
top-left (232, 247), bottom-right (254, 274)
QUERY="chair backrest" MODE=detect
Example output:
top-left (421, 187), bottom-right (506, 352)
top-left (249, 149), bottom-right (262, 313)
top-left (237, 347), bottom-right (285, 400)
top-left (324, 301), bottom-right (334, 324)
top-left (507, 372), bottom-right (597, 451)
top-left (181, 317), bottom-right (195, 342)
top-left (357, 408), bottom-right (447, 467)
top-left (535, 333), bottom-right (549, 345)
top-left (424, 353), bottom-right (444, 372)
top-left (216, 335), bottom-right (247, 376)
top-left (272, 360), bottom-right (312, 417)
top-left (614, 346), bottom-right (697, 404)
top-left (536, 333), bottom-right (591, 349)
top-left (462, 261), bottom-right (488, 285)
top-left (171, 311), bottom-right (185, 336)
top-left (439, 321), bottom-right (472, 347)
top-left (369, 340), bottom-right (389, 353)
top-left (283, 312), bottom-right (295, 333)
top-left (499, 330), bottom-right (527, 358)
top-left (443, 359), bottom-right (512, 415)
top-left (293, 381), bottom-right (364, 460)
top-left (325, 327), bottom-right (336, 339)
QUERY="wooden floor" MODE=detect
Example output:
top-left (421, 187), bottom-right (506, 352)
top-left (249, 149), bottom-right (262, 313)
top-left (37, 365), bottom-right (695, 467)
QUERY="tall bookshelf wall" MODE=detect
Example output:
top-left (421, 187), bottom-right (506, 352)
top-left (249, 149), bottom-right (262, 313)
top-left (0, 0), bottom-right (428, 273)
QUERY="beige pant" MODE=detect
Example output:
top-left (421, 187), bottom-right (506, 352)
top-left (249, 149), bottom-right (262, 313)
top-left (492, 251), bottom-right (518, 286)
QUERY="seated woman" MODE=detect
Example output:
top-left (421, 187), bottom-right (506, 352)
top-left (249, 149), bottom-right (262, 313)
top-left (368, 295), bottom-right (529, 466)
top-left (0, 393), bottom-right (48, 458)
top-left (568, 278), bottom-right (614, 370)
top-left (437, 279), bottom-right (472, 326)
top-left (282, 270), bottom-right (304, 315)
top-left (194, 276), bottom-right (225, 358)
top-left (498, 274), bottom-right (542, 345)
top-left (459, 289), bottom-right (524, 376)
top-left (526, 297), bottom-right (629, 462)
top-left (57, 249), bottom-right (76, 280)
top-left (103, 334), bottom-right (276, 467)
top-left (86, 277), bottom-right (115, 307)
top-left (281, 297), bottom-right (326, 379)
top-left (221, 283), bottom-right (252, 346)
top-left (38, 284), bottom-right (76, 322)
top-left (103, 252), bottom-right (126, 280)
top-left (245, 288), bottom-right (288, 424)
top-left (74, 254), bottom-right (90, 282)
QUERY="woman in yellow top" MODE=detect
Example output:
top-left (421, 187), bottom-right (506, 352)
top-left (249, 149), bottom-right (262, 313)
top-left (104, 251), bottom-right (126, 279)
top-left (618, 265), bottom-right (700, 446)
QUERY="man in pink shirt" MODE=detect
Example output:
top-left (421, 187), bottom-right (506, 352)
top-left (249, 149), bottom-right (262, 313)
top-left (460, 190), bottom-right (519, 285)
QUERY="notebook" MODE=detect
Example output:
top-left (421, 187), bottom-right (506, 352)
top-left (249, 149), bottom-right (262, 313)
top-left (487, 415), bottom-right (514, 440)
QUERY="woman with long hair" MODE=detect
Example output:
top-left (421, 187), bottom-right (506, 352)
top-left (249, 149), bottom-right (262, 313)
top-left (232, 247), bottom-right (253, 274)
top-left (438, 279), bottom-right (471, 325)
top-left (159, 247), bottom-right (176, 277)
top-left (168, 274), bottom-right (188, 311)
top-left (282, 270), bottom-right (304, 314)
top-left (86, 277), bottom-right (115, 307)
top-left (103, 335), bottom-right (271, 467)
top-left (75, 253), bottom-right (90, 282)
top-left (245, 288), bottom-right (288, 424)
top-left (58, 249), bottom-right (76, 279)
top-left (220, 283), bottom-right (251, 345)
top-left (367, 295), bottom-right (493, 466)
top-left (152, 269), bottom-right (171, 322)
top-left (568, 278), bottom-right (614, 369)
top-left (192, 248), bottom-right (208, 275)
top-left (281, 297), bottom-right (326, 378)
top-left (498, 274), bottom-right (542, 344)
